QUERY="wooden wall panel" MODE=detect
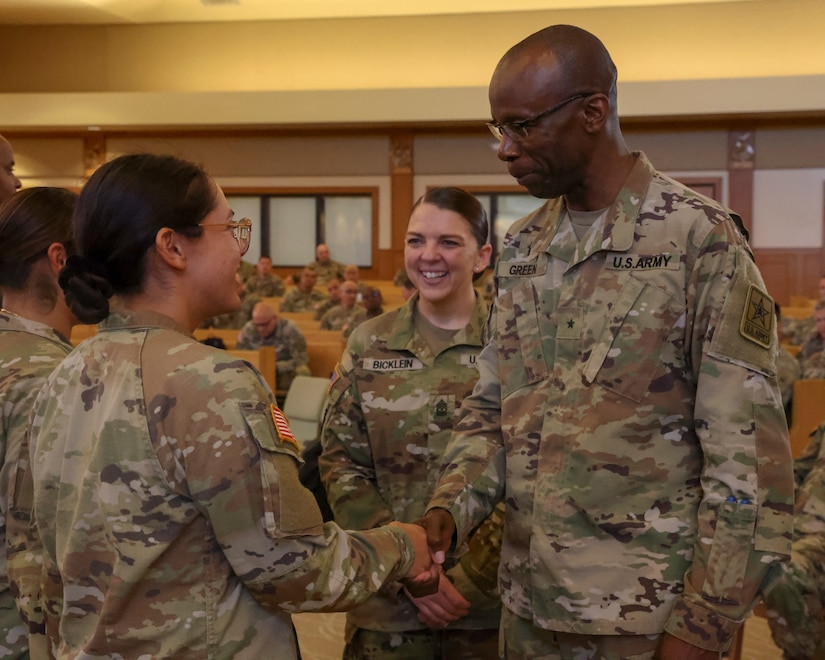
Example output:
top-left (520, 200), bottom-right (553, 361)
top-left (753, 248), bottom-right (822, 305)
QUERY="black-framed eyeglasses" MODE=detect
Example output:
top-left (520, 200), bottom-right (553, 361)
top-left (198, 217), bottom-right (252, 256)
top-left (487, 92), bottom-right (595, 142)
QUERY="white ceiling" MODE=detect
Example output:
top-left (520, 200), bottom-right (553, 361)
top-left (0, 0), bottom-right (755, 25)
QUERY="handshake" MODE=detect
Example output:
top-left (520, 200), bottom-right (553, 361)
top-left (392, 509), bottom-right (471, 629)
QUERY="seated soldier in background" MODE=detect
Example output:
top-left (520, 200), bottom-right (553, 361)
top-left (308, 243), bottom-right (345, 285)
top-left (314, 278), bottom-right (342, 320)
top-left (393, 268), bottom-right (416, 302)
top-left (799, 300), bottom-right (825, 379)
top-left (765, 422), bottom-right (825, 659)
top-left (343, 263), bottom-right (369, 300)
top-left (362, 286), bottom-right (384, 320)
top-left (280, 266), bottom-right (327, 312)
top-left (781, 281), bottom-right (823, 347)
top-left (776, 303), bottom-right (802, 423)
top-left (320, 280), bottom-right (366, 337)
top-left (246, 255), bottom-right (285, 297)
top-left (236, 302), bottom-right (310, 392)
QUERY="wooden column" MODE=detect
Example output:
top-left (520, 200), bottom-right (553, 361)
top-left (388, 132), bottom-right (414, 280)
top-left (727, 129), bottom-right (755, 237)
top-left (83, 132), bottom-right (106, 180)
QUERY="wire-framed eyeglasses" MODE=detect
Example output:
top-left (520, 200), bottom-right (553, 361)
top-left (487, 92), bottom-right (595, 142)
top-left (198, 217), bottom-right (253, 256)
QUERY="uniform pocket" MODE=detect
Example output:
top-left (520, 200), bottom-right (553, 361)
top-left (498, 281), bottom-right (549, 398)
top-left (241, 402), bottom-right (325, 538)
top-left (584, 277), bottom-right (685, 403)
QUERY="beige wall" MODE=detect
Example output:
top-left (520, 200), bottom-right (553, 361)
top-left (2, 0), bottom-right (825, 128)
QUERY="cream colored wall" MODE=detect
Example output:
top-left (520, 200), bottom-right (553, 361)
top-left (2, 0), bottom-right (825, 128)
top-left (3, 1), bottom-right (825, 94)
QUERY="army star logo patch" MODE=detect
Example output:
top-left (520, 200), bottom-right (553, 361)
top-left (740, 285), bottom-right (774, 348)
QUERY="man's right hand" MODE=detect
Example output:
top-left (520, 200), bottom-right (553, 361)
top-left (419, 508), bottom-right (456, 564)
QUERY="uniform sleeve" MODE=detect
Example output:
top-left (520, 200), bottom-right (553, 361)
top-left (235, 323), bottom-right (255, 350)
top-left (318, 344), bottom-right (395, 529)
top-left (5, 381), bottom-right (49, 649)
top-left (275, 325), bottom-right (308, 375)
top-left (427, 335), bottom-right (507, 549)
top-left (153, 358), bottom-right (415, 613)
top-left (664, 225), bottom-right (794, 651)
top-left (279, 292), bottom-right (296, 313)
top-left (446, 501), bottom-right (505, 601)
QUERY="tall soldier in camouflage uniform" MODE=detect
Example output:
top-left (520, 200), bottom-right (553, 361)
top-left (280, 266), bottom-right (328, 312)
top-left (236, 302), bottom-right (310, 392)
top-left (765, 423), bottom-right (825, 659)
top-left (0, 187), bottom-right (77, 659)
top-left (422, 25), bottom-right (793, 659)
top-left (25, 153), bottom-right (435, 659)
top-left (320, 187), bottom-right (504, 659)
top-left (320, 281), bottom-right (366, 337)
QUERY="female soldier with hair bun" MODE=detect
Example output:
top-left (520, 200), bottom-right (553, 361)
top-left (0, 186), bottom-right (78, 659)
top-left (27, 152), bottom-right (433, 658)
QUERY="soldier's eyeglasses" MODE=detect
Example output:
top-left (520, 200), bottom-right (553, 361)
top-left (198, 217), bottom-right (252, 256)
top-left (487, 92), bottom-right (596, 142)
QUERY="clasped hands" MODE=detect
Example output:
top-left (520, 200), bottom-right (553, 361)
top-left (393, 508), bottom-right (467, 628)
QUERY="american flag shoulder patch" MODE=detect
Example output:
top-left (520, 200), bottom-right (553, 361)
top-left (270, 404), bottom-right (299, 451)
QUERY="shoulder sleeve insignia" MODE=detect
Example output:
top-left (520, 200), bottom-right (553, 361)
top-left (740, 284), bottom-right (774, 349)
top-left (328, 362), bottom-right (342, 394)
top-left (270, 404), bottom-right (299, 451)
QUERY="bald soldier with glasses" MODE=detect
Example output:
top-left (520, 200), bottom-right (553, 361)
top-left (422, 24), bottom-right (792, 660)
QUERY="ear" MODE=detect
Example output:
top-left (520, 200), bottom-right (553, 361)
top-left (46, 243), bottom-right (68, 276)
top-left (582, 94), bottom-right (610, 133)
top-left (474, 243), bottom-right (493, 273)
top-left (154, 227), bottom-right (187, 271)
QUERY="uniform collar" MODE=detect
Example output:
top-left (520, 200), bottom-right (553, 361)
top-left (542, 151), bottom-right (654, 266)
top-left (386, 291), bottom-right (488, 359)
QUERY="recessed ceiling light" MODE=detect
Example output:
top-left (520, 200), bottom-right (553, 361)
top-left (201, 0), bottom-right (240, 6)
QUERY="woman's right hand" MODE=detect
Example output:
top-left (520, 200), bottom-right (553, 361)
top-left (405, 570), bottom-right (471, 628)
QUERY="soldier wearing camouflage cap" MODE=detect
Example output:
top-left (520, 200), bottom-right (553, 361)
top-left (320, 187), bottom-right (504, 659)
top-left (27, 153), bottom-right (435, 659)
top-left (0, 187), bottom-right (77, 659)
top-left (422, 25), bottom-right (793, 659)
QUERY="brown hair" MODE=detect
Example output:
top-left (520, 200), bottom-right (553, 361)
top-left (0, 187), bottom-right (77, 309)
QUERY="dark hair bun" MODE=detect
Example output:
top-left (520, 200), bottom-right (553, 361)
top-left (58, 255), bottom-right (114, 324)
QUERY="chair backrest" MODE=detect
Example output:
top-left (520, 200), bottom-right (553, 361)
top-left (789, 378), bottom-right (825, 457)
top-left (282, 376), bottom-right (331, 449)
top-left (307, 342), bottom-right (343, 380)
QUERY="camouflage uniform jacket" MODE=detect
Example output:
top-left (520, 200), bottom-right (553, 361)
top-left (800, 333), bottom-right (824, 360)
top-left (320, 293), bottom-right (503, 633)
top-left (319, 304), bottom-right (367, 335)
top-left (245, 273), bottom-right (285, 298)
top-left (236, 317), bottom-right (308, 392)
top-left (279, 287), bottom-right (328, 313)
top-left (0, 312), bottom-right (72, 659)
top-left (313, 298), bottom-right (339, 321)
top-left (308, 260), bottom-right (345, 285)
top-left (427, 152), bottom-right (793, 651)
top-left (27, 309), bottom-right (418, 659)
